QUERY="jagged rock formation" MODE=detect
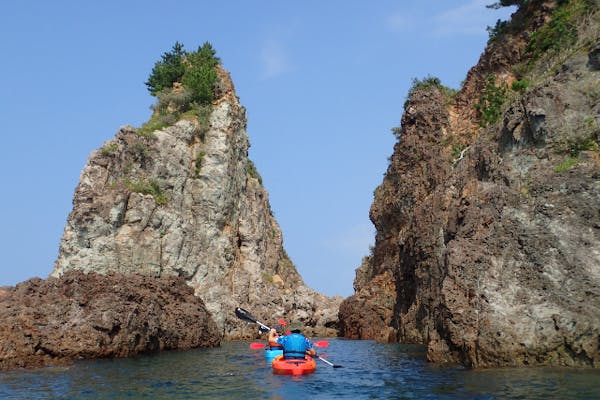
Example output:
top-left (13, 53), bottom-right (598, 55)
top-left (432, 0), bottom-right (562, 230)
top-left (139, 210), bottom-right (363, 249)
top-left (52, 66), bottom-right (341, 340)
top-left (339, 0), bottom-right (600, 368)
top-left (0, 271), bottom-right (219, 371)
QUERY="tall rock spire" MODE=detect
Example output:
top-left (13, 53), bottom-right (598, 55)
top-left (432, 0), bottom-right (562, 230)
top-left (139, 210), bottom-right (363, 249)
top-left (53, 65), bottom-right (341, 338)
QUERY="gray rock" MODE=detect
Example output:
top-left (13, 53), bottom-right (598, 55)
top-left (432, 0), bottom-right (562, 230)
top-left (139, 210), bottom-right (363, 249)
top-left (52, 67), bottom-right (341, 339)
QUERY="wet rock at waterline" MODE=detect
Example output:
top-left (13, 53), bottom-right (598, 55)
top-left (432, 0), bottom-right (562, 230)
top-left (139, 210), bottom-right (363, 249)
top-left (0, 271), bottom-right (219, 371)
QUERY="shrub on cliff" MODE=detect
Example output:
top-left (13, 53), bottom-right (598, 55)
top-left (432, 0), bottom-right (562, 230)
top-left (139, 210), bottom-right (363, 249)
top-left (139, 41), bottom-right (220, 138)
top-left (145, 41), bottom-right (220, 105)
top-left (474, 74), bottom-right (508, 127)
top-left (145, 42), bottom-right (187, 96)
top-left (403, 75), bottom-right (457, 111)
top-left (525, 0), bottom-right (593, 62)
top-left (182, 43), bottom-right (220, 104)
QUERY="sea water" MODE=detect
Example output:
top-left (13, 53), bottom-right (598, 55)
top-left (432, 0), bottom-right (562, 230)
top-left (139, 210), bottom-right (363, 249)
top-left (1, 339), bottom-right (598, 399)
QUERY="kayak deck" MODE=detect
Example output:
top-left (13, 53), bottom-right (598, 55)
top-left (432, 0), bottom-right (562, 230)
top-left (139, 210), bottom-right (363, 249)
top-left (272, 355), bottom-right (316, 375)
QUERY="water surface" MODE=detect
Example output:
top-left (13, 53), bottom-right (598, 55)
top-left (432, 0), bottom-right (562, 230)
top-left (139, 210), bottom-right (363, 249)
top-left (1, 339), bottom-right (598, 399)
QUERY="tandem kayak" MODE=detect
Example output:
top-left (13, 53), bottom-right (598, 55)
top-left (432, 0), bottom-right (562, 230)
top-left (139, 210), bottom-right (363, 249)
top-left (272, 355), bottom-right (316, 375)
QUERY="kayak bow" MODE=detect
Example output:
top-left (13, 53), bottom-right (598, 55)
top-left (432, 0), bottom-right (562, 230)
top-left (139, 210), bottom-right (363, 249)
top-left (271, 355), bottom-right (316, 375)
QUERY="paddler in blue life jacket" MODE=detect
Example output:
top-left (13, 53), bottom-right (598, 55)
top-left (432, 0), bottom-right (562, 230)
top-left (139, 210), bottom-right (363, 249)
top-left (276, 325), bottom-right (316, 359)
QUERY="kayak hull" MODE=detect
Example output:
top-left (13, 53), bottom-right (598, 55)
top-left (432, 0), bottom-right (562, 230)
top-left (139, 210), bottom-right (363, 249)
top-left (272, 355), bottom-right (316, 375)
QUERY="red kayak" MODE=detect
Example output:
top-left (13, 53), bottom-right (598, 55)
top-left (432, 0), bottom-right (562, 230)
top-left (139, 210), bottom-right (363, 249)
top-left (272, 355), bottom-right (316, 375)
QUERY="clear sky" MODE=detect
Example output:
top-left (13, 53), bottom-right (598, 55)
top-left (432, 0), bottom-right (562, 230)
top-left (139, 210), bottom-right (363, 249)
top-left (0, 1), bottom-right (515, 297)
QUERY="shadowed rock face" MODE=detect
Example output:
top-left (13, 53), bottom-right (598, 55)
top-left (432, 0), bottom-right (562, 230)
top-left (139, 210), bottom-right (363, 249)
top-left (51, 66), bottom-right (341, 339)
top-left (0, 271), bottom-right (220, 371)
top-left (339, 1), bottom-right (600, 368)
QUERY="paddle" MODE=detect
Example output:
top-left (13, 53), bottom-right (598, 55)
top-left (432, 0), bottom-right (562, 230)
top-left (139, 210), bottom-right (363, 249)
top-left (249, 343), bottom-right (267, 349)
top-left (235, 307), bottom-right (272, 331)
top-left (236, 307), bottom-right (341, 367)
top-left (249, 340), bottom-right (329, 350)
top-left (316, 354), bottom-right (343, 368)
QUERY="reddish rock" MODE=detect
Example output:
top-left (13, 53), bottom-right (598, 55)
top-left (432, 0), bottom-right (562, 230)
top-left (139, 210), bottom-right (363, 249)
top-left (0, 271), bottom-right (220, 371)
top-left (339, 2), bottom-right (600, 368)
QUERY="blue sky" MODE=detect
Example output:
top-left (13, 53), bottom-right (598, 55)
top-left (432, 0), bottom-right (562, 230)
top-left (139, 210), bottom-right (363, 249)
top-left (0, 1), bottom-right (515, 297)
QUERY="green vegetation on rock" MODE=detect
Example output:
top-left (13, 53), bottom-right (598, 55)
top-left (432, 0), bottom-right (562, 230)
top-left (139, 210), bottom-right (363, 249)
top-left (526, 0), bottom-right (593, 63)
top-left (126, 178), bottom-right (169, 205)
top-left (486, 0), bottom-right (529, 9)
top-left (101, 142), bottom-right (119, 156)
top-left (246, 159), bottom-right (263, 185)
top-left (146, 41), bottom-right (219, 103)
top-left (475, 74), bottom-right (508, 127)
top-left (405, 75), bottom-right (458, 107)
top-left (554, 156), bottom-right (579, 173)
top-left (138, 41), bottom-right (220, 138)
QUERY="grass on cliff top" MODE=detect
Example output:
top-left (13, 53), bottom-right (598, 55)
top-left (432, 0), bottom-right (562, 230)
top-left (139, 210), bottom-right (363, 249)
top-left (403, 75), bottom-right (458, 107)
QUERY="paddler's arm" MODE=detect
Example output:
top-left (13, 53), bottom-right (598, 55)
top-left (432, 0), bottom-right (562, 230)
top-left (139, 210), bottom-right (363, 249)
top-left (305, 338), bottom-right (316, 356)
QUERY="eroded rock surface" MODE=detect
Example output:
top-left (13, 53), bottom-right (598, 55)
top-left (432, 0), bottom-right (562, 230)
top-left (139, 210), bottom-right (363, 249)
top-left (51, 66), bottom-right (341, 340)
top-left (0, 271), bottom-right (219, 371)
top-left (339, 1), bottom-right (600, 368)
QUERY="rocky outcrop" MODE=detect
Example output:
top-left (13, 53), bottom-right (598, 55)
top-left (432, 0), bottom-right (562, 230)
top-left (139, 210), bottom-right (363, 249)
top-left (0, 271), bottom-right (219, 371)
top-left (52, 66), bottom-right (341, 339)
top-left (339, 0), bottom-right (600, 368)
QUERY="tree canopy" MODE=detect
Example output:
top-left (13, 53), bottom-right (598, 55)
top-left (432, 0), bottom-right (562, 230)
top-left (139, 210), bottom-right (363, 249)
top-left (145, 41), bottom-right (220, 105)
top-left (487, 0), bottom-right (528, 9)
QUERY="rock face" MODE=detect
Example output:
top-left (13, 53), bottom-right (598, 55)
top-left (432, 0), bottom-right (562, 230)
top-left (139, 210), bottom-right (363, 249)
top-left (339, 1), bottom-right (600, 368)
top-left (52, 66), bottom-right (341, 339)
top-left (0, 271), bottom-right (219, 371)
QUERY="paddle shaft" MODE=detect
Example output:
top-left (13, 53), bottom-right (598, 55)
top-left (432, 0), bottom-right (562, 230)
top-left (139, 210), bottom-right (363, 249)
top-left (317, 355), bottom-right (343, 368)
top-left (318, 356), bottom-right (334, 366)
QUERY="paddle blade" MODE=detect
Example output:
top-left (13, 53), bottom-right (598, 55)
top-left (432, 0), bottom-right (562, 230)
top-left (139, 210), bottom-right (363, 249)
top-left (314, 341), bottom-right (329, 348)
top-left (249, 342), bottom-right (266, 349)
top-left (278, 318), bottom-right (287, 327)
top-left (235, 307), bottom-right (257, 323)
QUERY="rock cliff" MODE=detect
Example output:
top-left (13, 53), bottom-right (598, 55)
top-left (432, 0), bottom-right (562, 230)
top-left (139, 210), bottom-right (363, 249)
top-left (52, 65), bottom-right (341, 339)
top-left (339, 0), bottom-right (600, 368)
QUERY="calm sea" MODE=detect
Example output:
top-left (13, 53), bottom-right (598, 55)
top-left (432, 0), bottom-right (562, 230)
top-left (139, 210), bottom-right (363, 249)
top-left (0, 339), bottom-right (598, 399)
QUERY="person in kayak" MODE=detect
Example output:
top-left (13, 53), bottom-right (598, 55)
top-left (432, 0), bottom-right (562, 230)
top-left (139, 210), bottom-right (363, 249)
top-left (268, 327), bottom-right (283, 350)
top-left (276, 326), bottom-right (316, 359)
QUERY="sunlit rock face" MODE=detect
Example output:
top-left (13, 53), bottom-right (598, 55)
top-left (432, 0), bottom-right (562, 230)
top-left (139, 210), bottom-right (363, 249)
top-left (53, 66), bottom-right (341, 339)
top-left (339, 2), bottom-right (600, 368)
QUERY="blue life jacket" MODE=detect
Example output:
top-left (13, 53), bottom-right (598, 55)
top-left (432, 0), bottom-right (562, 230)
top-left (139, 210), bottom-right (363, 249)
top-left (277, 333), bottom-right (308, 359)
